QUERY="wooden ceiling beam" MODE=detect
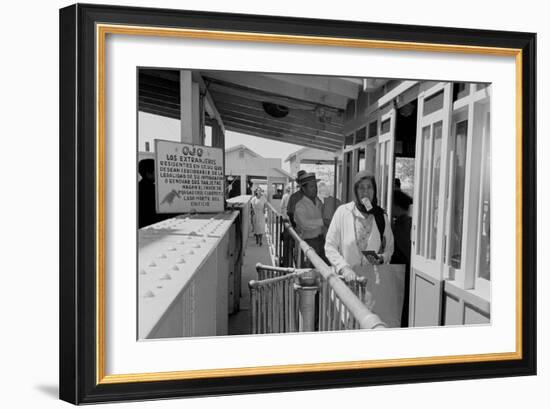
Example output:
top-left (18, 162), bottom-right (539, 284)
top-left (217, 106), bottom-right (343, 144)
top-left (139, 85), bottom-right (179, 102)
top-left (202, 71), bottom-right (349, 109)
top-left (224, 123), bottom-right (340, 152)
top-left (210, 91), bottom-right (345, 130)
top-left (259, 74), bottom-right (360, 99)
top-left (139, 95), bottom-right (180, 110)
top-left (222, 117), bottom-right (341, 150)
top-left (207, 82), bottom-right (319, 111)
top-left (139, 104), bottom-right (180, 120)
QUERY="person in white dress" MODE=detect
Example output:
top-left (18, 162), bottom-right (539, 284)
top-left (250, 188), bottom-right (267, 246)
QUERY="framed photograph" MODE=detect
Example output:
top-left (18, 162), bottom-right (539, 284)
top-left (59, 3), bottom-right (536, 404)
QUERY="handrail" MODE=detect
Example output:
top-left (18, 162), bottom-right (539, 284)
top-left (264, 201), bottom-right (386, 329)
top-left (249, 270), bottom-right (302, 287)
top-left (255, 263), bottom-right (301, 274)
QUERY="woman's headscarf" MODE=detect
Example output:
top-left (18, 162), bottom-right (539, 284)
top-left (353, 170), bottom-right (386, 237)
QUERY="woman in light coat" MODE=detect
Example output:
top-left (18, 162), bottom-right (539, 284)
top-left (325, 171), bottom-right (404, 327)
top-left (325, 170), bottom-right (394, 278)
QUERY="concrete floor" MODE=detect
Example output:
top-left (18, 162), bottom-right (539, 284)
top-left (228, 233), bottom-right (272, 335)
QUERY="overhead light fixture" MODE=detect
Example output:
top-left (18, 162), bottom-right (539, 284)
top-left (262, 102), bottom-right (289, 118)
top-left (399, 102), bottom-right (415, 117)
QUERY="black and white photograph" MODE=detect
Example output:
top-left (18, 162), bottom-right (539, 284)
top-left (137, 68), bottom-right (492, 339)
top-left (2, 0), bottom-right (545, 406)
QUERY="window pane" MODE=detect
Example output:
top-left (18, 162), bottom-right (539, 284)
top-left (449, 120), bottom-right (468, 268)
top-left (345, 151), bottom-right (352, 202)
top-left (368, 121), bottom-right (378, 138)
top-left (394, 157), bottom-right (415, 198)
top-left (423, 90), bottom-right (444, 116)
top-left (379, 142), bottom-right (386, 209)
top-left (428, 121), bottom-right (443, 259)
top-left (418, 125), bottom-right (431, 256)
top-left (358, 148), bottom-right (366, 171)
top-left (478, 112), bottom-right (491, 280)
top-left (344, 134), bottom-right (354, 149)
top-left (453, 83), bottom-right (469, 102)
top-left (381, 118), bottom-right (391, 134)
top-left (384, 142), bottom-right (390, 210)
top-left (356, 127), bottom-right (366, 144)
top-left (366, 144), bottom-right (377, 174)
top-left (272, 183), bottom-right (283, 199)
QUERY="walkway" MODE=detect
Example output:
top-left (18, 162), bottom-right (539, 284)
top-left (228, 232), bottom-right (273, 335)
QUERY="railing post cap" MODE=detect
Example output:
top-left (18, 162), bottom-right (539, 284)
top-left (298, 270), bottom-right (318, 287)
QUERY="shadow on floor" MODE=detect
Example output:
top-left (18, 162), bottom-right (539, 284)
top-left (228, 233), bottom-right (272, 335)
top-left (34, 384), bottom-right (58, 399)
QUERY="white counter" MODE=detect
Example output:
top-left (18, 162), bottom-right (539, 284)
top-left (138, 211), bottom-right (240, 339)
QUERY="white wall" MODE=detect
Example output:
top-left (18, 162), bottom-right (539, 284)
top-left (2, 1), bottom-right (546, 408)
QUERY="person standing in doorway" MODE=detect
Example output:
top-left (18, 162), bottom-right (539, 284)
top-left (391, 189), bottom-right (413, 327)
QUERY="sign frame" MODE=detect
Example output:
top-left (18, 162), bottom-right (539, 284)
top-left (154, 139), bottom-right (225, 214)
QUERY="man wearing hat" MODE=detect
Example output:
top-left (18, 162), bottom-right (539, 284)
top-left (285, 169), bottom-right (307, 228)
top-left (294, 172), bottom-right (327, 266)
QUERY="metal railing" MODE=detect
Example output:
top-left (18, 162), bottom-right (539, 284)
top-left (250, 263), bottom-right (373, 334)
top-left (265, 204), bottom-right (285, 266)
top-left (318, 275), bottom-right (369, 331)
top-left (248, 266), bottom-right (304, 334)
top-left (260, 202), bottom-right (386, 331)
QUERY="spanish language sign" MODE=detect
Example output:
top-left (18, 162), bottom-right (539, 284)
top-left (155, 140), bottom-right (224, 213)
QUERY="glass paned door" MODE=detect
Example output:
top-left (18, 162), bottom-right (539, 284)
top-left (476, 110), bottom-right (491, 282)
top-left (443, 109), bottom-right (469, 281)
top-left (411, 83), bottom-right (452, 280)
